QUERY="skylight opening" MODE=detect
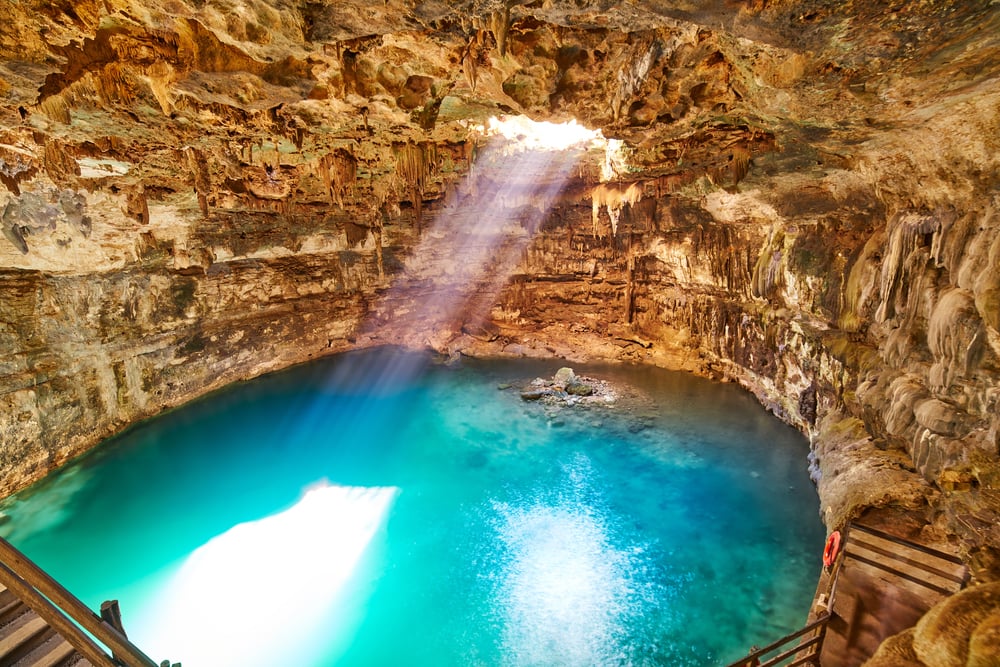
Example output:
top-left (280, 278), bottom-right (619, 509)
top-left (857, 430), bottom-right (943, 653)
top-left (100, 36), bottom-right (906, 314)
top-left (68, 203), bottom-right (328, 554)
top-left (470, 115), bottom-right (629, 182)
top-left (478, 115), bottom-right (604, 152)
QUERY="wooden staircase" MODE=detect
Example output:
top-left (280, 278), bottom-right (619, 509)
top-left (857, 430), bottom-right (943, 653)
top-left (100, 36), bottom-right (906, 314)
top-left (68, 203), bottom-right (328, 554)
top-left (724, 520), bottom-right (969, 667)
top-left (0, 537), bottom-right (164, 667)
top-left (1, 581), bottom-right (89, 667)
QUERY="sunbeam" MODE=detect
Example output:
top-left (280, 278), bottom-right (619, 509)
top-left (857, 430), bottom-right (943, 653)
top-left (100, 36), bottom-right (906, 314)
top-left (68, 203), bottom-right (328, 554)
top-left (368, 117), bottom-right (595, 355)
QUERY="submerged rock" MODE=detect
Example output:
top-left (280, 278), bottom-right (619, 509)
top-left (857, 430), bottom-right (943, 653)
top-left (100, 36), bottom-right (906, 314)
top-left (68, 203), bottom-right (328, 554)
top-left (520, 389), bottom-right (549, 401)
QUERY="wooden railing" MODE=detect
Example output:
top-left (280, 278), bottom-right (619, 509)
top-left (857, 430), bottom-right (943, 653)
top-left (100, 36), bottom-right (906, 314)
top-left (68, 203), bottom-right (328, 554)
top-left (724, 612), bottom-right (830, 667)
top-left (725, 520), bottom-right (970, 667)
top-left (0, 536), bottom-right (160, 667)
top-left (842, 523), bottom-right (968, 596)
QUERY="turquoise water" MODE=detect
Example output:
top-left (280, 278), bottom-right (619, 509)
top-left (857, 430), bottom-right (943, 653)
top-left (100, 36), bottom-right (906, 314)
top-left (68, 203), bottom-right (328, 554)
top-left (0, 348), bottom-right (823, 666)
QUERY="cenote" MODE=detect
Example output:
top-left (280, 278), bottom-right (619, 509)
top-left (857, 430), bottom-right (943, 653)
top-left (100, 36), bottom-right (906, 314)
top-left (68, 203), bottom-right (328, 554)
top-left (0, 347), bottom-right (823, 666)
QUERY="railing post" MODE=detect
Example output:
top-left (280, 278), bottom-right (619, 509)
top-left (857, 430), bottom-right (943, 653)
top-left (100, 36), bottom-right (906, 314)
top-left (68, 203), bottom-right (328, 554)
top-left (101, 600), bottom-right (127, 663)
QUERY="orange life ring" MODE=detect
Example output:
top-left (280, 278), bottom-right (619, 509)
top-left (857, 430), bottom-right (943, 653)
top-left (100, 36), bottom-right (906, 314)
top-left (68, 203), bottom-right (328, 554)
top-left (823, 530), bottom-right (841, 568)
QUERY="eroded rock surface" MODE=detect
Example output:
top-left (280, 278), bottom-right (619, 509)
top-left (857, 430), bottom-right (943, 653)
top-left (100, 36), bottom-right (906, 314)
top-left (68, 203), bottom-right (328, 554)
top-left (1, 0), bottom-right (1000, 595)
top-left (864, 582), bottom-right (1000, 667)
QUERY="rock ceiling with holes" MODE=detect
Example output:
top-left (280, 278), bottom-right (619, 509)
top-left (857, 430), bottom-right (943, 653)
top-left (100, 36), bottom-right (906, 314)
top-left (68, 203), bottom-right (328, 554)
top-left (1, 0), bottom-right (1000, 593)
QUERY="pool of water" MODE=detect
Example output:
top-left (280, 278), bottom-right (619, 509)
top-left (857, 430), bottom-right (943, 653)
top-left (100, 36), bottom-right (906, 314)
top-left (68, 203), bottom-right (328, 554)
top-left (0, 348), bottom-right (823, 666)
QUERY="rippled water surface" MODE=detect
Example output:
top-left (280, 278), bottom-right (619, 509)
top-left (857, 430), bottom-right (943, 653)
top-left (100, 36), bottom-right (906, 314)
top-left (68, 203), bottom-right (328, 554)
top-left (0, 348), bottom-right (823, 666)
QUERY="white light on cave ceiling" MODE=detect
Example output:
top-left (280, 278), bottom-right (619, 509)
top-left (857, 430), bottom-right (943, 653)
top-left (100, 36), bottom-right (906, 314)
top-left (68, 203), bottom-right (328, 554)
top-left (480, 115), bottom-right (602, 151)
top-left (473, 115), bottom-right (628, 180)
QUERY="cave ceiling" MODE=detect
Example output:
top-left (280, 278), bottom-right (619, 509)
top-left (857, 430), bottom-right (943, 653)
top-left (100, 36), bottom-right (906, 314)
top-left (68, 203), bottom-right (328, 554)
top-left (1, 0), bottom-right (997, 231)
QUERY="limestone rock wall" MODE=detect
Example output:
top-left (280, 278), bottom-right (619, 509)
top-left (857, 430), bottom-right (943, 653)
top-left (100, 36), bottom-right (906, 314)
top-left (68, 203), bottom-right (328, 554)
top-left (1, 0), bottom-right (1000, 582)
top-left (863, 581), bottom-right (1000, 667)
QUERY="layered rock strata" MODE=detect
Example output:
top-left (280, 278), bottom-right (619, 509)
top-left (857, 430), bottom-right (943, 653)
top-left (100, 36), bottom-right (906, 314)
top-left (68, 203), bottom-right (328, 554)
top-left (1, 0), bottom-right (999, 599)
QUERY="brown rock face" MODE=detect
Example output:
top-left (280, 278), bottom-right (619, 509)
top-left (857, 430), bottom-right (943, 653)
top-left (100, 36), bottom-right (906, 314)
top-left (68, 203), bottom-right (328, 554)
top-left (1, 0), bottom-right (1000, 595)
top-left (863, 582), bottom-right (1000, 667)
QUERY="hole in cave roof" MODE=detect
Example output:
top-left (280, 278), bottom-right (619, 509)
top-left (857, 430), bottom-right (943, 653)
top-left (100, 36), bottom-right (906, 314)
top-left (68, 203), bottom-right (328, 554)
top-left (477, 114), bottom-right (604, 152)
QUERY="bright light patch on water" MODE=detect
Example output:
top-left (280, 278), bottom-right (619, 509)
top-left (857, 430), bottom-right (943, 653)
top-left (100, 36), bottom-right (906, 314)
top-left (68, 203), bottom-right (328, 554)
top-left (133, 483), bottom-right (398, 667)
top-left (488, 455), bottom-right (661, 666)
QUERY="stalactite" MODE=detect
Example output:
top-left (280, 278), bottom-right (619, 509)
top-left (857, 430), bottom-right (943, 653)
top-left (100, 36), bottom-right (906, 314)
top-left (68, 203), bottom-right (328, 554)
top-left (185, 147), bottom-right (212, 217)
top-left (374, 218), bottom-right (385, 279)
top-left (126, 185), bottom-right (150, 224)
top-left (95, 63), bottom-right (137, 106)
top-left (43, 140), bottom-right (79, 183)
top-left (490, 3), bottom-right (511, 57)
top-left (37, 95), bottom-right (72, 124)
top-left (751, 228), bottom-right (786, 299)
top-left (462, 33), bottom-right (480, 92)
top-left (731, 145), bottom-right (751, 185)
top-left (590, 182), bottom-right (644, 239)
top-left (340, 48), bottom-right (359, 96)
top-left (319, 148), bottom-right (357, 205)
top-left (625, 251), bottom-right (637, 324)
top-left (464, 139), bottom-right (478, 182)
top-left (876, 213), bottom-right (939, 322)
top-left (394, 142), bottom-right (437, 228)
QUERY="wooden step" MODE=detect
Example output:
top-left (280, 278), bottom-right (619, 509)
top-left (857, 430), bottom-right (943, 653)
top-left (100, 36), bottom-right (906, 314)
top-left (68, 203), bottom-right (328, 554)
top-left (11, 633), bottom-right (78, 667)
top-left (0, 591), bottom-right (22, 626)
top-left (0, 611), bottom-right (49, 660)
top-left (1, 581), bottom-right (15, 607)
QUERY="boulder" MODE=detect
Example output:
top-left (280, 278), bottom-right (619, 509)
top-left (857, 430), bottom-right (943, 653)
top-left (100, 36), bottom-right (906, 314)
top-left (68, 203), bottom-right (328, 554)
top-left (520, 389), bottom-right (549, 401)
top-left (553, 367), bottom-right (577, 387)
top-left (911, 582), bottom-right (1000, 667)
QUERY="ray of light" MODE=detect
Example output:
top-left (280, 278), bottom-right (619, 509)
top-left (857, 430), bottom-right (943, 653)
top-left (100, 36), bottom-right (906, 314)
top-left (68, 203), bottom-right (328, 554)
top-left (369, 119), bottom-right (589, 357)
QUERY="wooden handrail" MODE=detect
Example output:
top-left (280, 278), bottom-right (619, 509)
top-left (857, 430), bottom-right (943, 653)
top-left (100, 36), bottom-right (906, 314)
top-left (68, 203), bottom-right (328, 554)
top-left (0, 536), bottom-right (159, 667)
top-left (841, 549), bottom-right (956, 597)
top-left (758, 632), bottom-right (822, 667)
top-left (843, 522), bottom-right (969, 597)
top-left (847, 536), bottom-right (966, 584)
top-left (723, 522), bottom-right (966, 667)
top-left (724, 613), bottom-right (830, 667)
top-left (848, 523), bottom-right (965, 565)
top-left (0, 560), bottom-right (117, 667)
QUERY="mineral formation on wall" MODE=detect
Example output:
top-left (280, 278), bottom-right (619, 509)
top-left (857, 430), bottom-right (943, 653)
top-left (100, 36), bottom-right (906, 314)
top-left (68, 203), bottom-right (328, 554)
top-left (1, 0), bottom-right (999, 610)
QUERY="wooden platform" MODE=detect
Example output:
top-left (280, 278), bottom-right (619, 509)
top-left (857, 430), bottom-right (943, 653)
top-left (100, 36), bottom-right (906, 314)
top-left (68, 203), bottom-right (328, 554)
top-left (818, 522), bottom-right (968, 666)
top-left (727, 520), bottom-right (970, 667)
top-left (0, 581), bottom-right (90, 667)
